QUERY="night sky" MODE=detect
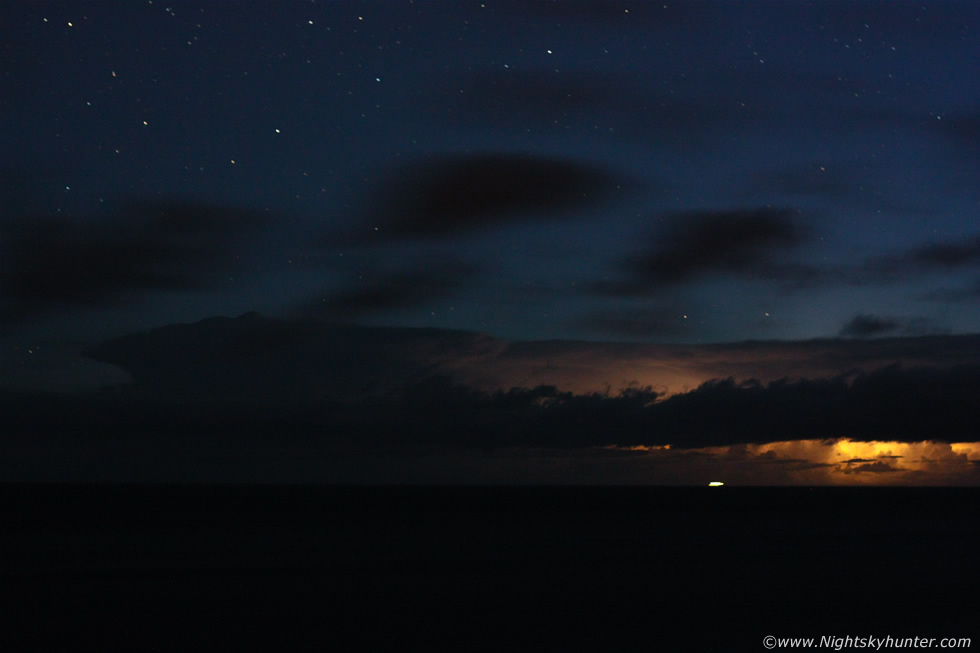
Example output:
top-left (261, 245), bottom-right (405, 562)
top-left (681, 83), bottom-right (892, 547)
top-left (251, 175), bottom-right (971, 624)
top-left (2, 1), bottom-right (978, 484)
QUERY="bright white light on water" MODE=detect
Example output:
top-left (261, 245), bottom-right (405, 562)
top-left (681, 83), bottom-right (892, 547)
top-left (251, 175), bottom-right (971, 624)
top-left (708, 481), bottom-right (724, 487)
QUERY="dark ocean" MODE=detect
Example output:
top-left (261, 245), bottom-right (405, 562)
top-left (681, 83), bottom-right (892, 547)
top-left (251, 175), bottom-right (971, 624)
top-left (3, 485), bottom-right (977, 651)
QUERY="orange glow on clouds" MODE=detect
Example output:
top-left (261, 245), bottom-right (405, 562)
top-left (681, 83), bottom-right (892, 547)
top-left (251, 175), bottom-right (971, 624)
top-left (407, 440), bottom-right (979, 486)
top-left (446, 335), bottom-right (980, 399)
top-left (634, 439), bottom-right (980, 485)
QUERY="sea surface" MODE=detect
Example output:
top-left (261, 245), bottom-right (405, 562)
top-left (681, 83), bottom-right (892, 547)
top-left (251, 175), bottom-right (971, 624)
top-left (3, 485), bottom-right (977, 650)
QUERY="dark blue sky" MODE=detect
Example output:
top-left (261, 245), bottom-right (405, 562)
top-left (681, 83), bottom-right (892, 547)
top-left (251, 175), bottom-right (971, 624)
top-left (3, 0), bottom-right (978, 348)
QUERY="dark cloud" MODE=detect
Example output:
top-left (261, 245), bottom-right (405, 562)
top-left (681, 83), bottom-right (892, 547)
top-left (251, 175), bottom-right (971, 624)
top-left (862, 235), bottom-right (980, 285)
top-left (639, 232), bottom-right (980, 296)
top-left (78, 315), bottom-right (980, 401)
top-left (305, 259), bottom-right (478, 318)
top-left (839, 314), bottom-right (952, 338)
top-left (761, 457), bottom-right (836, 470)
top-left (638, 208), bottom-right (803, 282)
top-left (10, 314), bottom-right (976, 462)
top-left (641, 364), bottom-right (980, 448)
top-left (801, 235), bottom-right (980, 291)
top-left (0, 200), bottom-right (269, 321)
top-left (593, 208), bottom-right (804, 295)
top-left (907, 235), bottom-right (980, 269)
top-left (839, 461), bottom-right (901, 474)
top-left (83, 312), bottom-right (504, 401)
top-left (839, 315), bottom-right (900, 338)
top-left (360, 153), bottom-right (623, 239)
top-left (6, 361), bottom-right (979, 452)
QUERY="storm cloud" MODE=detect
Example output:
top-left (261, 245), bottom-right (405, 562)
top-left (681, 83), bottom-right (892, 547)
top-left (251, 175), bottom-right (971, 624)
top-left (5, 361), bottom-right (978, 452)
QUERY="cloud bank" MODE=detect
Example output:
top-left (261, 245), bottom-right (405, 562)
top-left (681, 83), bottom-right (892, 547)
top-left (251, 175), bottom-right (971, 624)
top-left (3, 313), bottom-right (977, 483)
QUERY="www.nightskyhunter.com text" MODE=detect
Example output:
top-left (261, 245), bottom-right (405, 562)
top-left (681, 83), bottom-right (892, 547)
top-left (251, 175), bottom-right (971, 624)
top-left (763, 635), bottom-right (971, 650)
